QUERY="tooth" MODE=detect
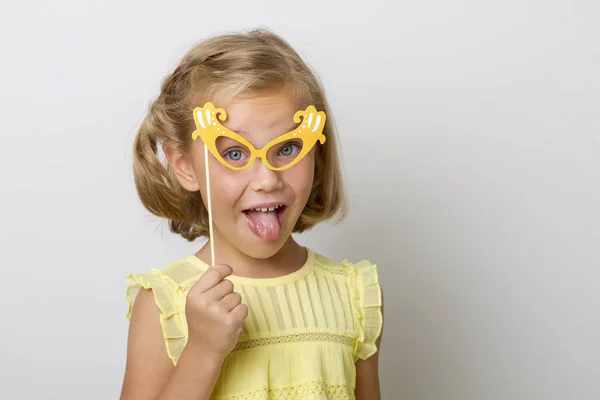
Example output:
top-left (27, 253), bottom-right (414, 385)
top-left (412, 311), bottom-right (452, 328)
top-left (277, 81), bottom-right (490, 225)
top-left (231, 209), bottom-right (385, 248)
top-left (268, 206), bottom-right (275, 211)
top-left (260, 207), bottom-right (268, 212)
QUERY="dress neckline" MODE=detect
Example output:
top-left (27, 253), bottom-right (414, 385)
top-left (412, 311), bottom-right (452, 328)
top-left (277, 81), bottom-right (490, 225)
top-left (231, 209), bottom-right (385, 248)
top-left (185, 247), bottom-right (315, 287)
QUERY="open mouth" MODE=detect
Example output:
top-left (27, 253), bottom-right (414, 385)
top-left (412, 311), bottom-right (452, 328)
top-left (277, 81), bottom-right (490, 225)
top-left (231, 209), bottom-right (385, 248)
top-left (242, 204), bottom-right (287, 240)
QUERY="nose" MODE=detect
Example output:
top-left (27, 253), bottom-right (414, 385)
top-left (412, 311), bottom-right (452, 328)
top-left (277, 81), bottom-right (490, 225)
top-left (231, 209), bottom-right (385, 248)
top-left (249, 158), bottom-right (284, 192)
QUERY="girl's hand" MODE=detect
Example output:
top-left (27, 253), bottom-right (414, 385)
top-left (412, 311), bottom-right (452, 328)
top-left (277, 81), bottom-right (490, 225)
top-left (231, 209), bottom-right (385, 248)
top-left (184, 264), bottom-right (248, 357)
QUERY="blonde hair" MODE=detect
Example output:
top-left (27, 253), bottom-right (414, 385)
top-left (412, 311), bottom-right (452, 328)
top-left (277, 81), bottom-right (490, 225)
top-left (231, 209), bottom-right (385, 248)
top-left (133, 28), bottom-right (347, 241)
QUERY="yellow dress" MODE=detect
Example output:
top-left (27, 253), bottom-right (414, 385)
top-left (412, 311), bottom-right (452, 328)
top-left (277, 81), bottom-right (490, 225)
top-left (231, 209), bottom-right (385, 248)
top-left (126, 248), bottom-right (382, 400)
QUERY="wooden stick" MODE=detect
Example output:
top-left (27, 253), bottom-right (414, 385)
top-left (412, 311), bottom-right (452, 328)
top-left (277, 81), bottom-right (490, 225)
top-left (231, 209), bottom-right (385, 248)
top-left (204, 144), bottom-right (215, 267)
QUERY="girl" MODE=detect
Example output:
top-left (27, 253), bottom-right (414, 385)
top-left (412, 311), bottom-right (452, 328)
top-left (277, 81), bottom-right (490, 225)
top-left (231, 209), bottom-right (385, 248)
top-left (121, 29), bottom-right (384, 400)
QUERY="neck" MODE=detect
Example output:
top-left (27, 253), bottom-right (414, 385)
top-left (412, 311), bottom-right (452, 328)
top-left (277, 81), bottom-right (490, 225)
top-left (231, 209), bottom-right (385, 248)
top-left (195, 234), bottom-right (307, 279)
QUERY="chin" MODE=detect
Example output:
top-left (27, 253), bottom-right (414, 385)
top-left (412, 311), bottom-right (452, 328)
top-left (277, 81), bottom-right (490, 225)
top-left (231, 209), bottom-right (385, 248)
top-left (237, 234), bottom-right (291, 260)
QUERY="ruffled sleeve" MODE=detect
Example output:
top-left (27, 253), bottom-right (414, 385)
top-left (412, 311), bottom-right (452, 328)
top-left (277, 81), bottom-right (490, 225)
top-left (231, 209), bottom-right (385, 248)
top-left (126, 268), bottom-right (188, 365)
top-left (343, 260), bottom-right (383, 360)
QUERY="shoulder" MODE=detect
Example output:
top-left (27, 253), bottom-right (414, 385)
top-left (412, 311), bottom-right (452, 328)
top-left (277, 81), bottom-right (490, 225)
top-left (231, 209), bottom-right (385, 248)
top-left (125, 256), bottom-right (207, 303)
top-left (124, 255), bottom-right (207, 365)
top-left (311, 251), bottom-right (350, 276)
top-left (310, 249), bottom-right (384, 360)
top-left (310, 249), bottom-right (381, 282)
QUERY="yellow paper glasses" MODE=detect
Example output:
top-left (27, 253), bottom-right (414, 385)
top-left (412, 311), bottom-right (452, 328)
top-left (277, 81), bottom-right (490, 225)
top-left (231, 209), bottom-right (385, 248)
top-left (192, 102), bottom-right (326, 171)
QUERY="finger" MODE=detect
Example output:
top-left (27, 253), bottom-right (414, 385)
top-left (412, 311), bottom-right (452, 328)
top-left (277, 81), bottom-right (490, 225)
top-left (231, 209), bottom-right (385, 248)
top-left (193, 264), bottom-right (233, 292)
top-left (205, 278), bottom-right (234, 301)
top-left (219, 292), bottom-right (242, 312)
top-left (229, 303), bottom-right (249, 322)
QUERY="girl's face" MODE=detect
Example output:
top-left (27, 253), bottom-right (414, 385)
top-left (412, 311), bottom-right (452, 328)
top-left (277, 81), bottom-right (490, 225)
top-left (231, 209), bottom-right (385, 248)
top-left (171, 91), bottom-right (316, 259)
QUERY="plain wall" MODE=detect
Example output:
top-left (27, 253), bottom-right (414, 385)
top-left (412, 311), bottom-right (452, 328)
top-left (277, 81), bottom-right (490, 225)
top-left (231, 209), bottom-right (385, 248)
top-left (1, 0), bottom-right (598, 399)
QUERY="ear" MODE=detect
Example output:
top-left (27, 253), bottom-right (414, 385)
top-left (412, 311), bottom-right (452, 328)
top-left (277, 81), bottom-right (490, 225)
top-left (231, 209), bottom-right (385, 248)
top-left (163, 143), bottom-right (200, 192)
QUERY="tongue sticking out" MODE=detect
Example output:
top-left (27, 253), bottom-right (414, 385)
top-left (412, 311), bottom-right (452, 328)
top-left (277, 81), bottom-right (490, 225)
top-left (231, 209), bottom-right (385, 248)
top-left (244, 210), bottom-right (282, 240)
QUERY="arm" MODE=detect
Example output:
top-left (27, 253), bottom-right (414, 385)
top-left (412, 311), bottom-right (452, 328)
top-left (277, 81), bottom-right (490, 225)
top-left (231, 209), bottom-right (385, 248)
top-left (355, 291), bottom-right (384, 400)
top-left (119, 289), bottom-right (225, 400)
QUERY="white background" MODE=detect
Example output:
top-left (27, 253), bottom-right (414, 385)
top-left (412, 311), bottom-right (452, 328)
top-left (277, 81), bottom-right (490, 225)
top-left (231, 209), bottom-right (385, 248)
top-left (1, 1), bottom-right (599, 399)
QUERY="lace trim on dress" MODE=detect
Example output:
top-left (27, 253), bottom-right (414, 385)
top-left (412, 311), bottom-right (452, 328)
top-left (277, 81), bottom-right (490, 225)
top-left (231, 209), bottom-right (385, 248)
top-left (232, 332), bottom-right (355, 352)
top-left (215, 380), bottom-right (355, 400)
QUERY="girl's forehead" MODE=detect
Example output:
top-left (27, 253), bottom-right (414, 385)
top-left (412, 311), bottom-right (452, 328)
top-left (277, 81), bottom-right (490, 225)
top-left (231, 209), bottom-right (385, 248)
top-left (218, 93), bottom-right (301, 134)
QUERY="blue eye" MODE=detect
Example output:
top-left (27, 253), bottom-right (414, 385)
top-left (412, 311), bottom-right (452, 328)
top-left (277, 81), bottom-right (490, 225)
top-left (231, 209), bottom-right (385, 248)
top-left (279, 143), bottom-right (300, 157)
top-left (224, 149), bottom-right (247, 161)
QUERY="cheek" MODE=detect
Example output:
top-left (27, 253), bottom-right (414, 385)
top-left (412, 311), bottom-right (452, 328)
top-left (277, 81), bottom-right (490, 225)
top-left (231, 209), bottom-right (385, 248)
top-left (198, 160), bottom-right (246, 207)
top-left (286, 157), bottom-right (315, 197)
top-left (212, 174), bottom-right (246, 204)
